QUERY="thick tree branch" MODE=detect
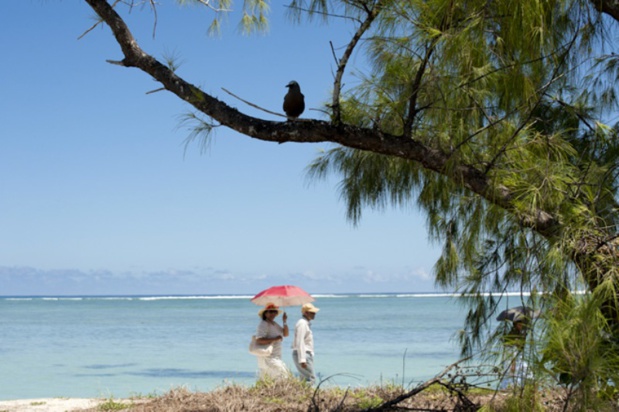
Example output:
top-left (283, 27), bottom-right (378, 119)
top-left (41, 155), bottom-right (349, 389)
top-left (87, 0), bottom-right (619, 325)
top-left (84, 0), bottom-right (560, 238)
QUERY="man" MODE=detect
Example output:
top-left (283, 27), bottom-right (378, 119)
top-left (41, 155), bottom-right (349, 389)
top-left (501, 320), bottom-right (529, 388)
top-left (292, 302), bottom-right (319, 384)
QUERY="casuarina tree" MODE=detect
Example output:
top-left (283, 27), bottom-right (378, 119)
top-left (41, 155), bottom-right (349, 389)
top-left (84, 0), bottom-right (619, 389)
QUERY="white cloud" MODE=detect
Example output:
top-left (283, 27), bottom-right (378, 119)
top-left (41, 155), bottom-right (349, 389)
top-left (409, 267), bottom-right (432, 280)
top-left (0, 264), bottom-right (439, 296)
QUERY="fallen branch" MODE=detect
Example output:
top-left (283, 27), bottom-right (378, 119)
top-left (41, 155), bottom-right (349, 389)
top-left (364, 357), bottom-right (476, 412)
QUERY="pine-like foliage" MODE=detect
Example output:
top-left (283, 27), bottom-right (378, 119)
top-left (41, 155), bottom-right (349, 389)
top-left (91, 0), bottom-right (619, 399)
top-left (303, 0), bottom-right (619, 384)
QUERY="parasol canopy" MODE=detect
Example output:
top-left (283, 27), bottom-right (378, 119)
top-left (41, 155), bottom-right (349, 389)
top-left (496, 306), bottom-right (541, 323)
top-left (251, 285), bottom-right (314, 307)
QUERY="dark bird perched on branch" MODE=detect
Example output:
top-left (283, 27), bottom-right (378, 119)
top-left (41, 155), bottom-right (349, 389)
top-left (283, 81), bottom-right (305, 119)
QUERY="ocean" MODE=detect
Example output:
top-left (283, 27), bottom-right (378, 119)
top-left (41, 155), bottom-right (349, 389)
top-left (0, 294), bottom-right (468, 401)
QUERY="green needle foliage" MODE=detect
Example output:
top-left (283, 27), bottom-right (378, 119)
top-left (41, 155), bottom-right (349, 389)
top-left (540, 294), bottom-right (619, 410)
top-left (303, 0), bottom-right (619, 398)
top-left (87, 0), bottom-right (619, 404)
top-left (185, 0), bottom-right (619, 397)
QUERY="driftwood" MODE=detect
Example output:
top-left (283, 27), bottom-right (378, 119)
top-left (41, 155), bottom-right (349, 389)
top-left (364, 358), bottom-right (477, 412)
top-left (307, 358), bottom-right (481, 412)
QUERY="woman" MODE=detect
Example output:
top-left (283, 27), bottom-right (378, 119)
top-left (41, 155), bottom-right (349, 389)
top-left (255, 303), bottom-right (290, 379)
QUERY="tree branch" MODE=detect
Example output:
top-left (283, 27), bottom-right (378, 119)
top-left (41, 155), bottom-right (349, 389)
top-left (403, 42), bottom-right (436, 138)
top-left (331, 0), bottom-right (385, 124)
top-left (364, 357), bottom-right (473, 411)
top-left (221, 87), bottom-right (286, 118)
top-left (590, 0), bottom-right (619, 21)
top-left (84, 0), bottom-right (561, 238)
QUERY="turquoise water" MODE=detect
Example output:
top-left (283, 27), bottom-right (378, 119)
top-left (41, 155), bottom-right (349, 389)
top-left (0, 294), bottom-right (467, 400)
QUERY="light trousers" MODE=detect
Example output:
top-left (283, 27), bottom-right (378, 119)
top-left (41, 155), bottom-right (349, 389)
top-left (292, 350), bottom-right (315, 384)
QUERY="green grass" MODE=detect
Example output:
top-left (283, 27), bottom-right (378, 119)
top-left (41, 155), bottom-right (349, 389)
top-left (29, 401), bottom-right (46, 406)
top-left (97, 397), bottom-right (131, 411)
top-left (352, 391), bottom-right (384, 409)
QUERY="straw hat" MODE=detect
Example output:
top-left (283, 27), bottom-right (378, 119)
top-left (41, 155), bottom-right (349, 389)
top-left (258, 303), bottom-right (282, 317)
top-left (301, 303), bottom-right (320, 314)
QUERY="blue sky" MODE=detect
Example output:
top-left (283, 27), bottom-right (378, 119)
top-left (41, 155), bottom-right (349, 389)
top-left (0, 0), bottom-right (441, 295)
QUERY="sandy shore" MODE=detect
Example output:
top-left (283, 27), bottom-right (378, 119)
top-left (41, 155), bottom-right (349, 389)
top-left (0, 398), bottom-right (111, 412)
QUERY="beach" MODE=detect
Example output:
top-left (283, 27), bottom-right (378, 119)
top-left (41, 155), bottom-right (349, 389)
top-left (0, 397), bottom-right (152, 411)
top-left (0, 294), bottom-right (470, 401)
top-left (0, 398), bottom-right (106, 411)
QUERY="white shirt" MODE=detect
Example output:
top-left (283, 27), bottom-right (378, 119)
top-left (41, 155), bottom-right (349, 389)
top-left (292, 317), bottom-right (313, 363)
top-left (256, 320), bottom-right (284, 358)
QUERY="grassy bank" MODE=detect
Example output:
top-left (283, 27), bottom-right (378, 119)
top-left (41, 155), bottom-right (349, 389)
top-left (80, 377), bottom-right (607, 412)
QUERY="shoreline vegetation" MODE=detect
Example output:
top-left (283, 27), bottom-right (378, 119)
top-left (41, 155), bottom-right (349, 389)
top-left (0, 378), bottom-right (607, 412)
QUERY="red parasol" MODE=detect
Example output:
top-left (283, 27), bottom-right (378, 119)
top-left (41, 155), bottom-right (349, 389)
top-left (251, 285), bottom-right (314, 307)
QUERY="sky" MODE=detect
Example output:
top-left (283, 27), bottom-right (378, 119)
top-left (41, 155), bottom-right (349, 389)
top-left (0, 0), bottom-right (442, 296)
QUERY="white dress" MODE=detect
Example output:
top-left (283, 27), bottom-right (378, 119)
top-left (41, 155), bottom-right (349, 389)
top-left (256, 319), bottom-right (289, 379)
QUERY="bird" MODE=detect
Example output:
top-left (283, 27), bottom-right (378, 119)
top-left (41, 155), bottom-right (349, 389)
top-left (283, 81), bottom-right (305, 119)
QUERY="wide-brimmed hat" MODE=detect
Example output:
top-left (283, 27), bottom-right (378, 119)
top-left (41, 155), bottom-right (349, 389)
top-left (301, 303), bottom-right (320, 314)
top-left (258, 303), bottom-right (283, 317)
